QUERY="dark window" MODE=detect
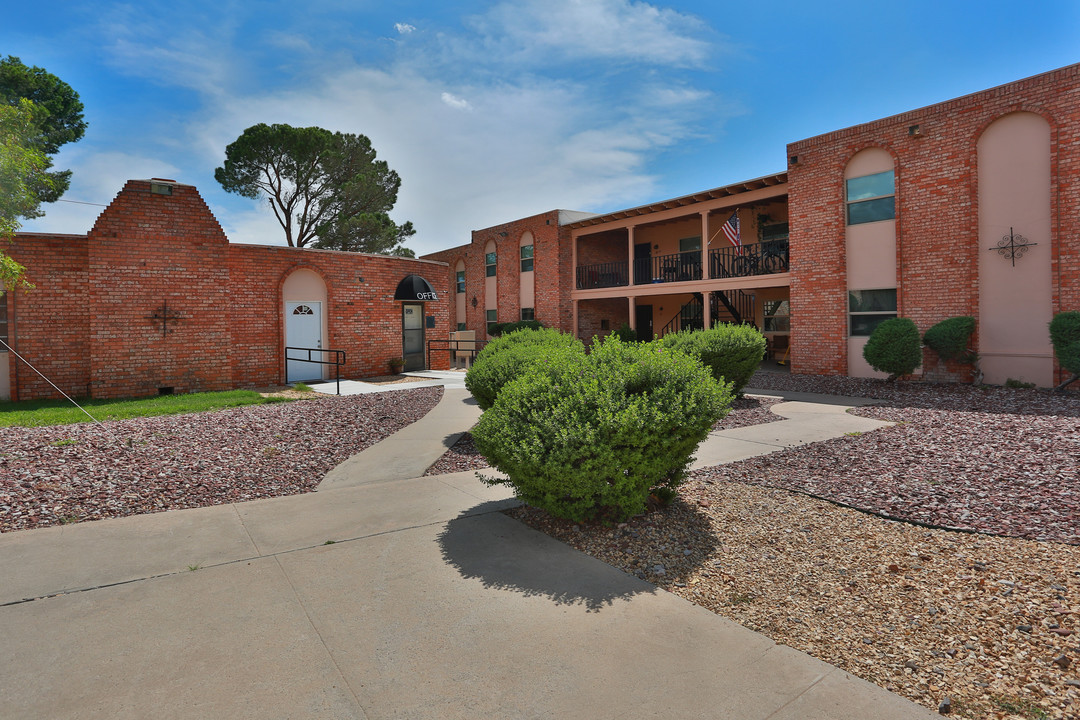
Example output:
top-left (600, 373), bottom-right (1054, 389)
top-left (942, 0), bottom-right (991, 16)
top-left (0, 293), bottom-right (7, 346)
top-left (520, 307), bottom-right (535, 321)
top-left (678, 236), bottom-right (701, 254)
top-left (486, 309), bottom-right (497, 335)
top-left (846, 170), bottom-right (895, 225)
top-left (456, 270), bottom-right (465, 293)
top-left (520, 244), bottom-right (534, 272)
top-left (763, 299), bottom-right (790, 333)
top-left (457, 322), bottom-right (467, 331)
top-left (485, 252), bottom-right (497, 277)
top-left (849, 289), bottom-right (897, 336)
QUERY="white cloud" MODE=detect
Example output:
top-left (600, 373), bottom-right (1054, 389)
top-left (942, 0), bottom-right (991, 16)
top-left (440, 92), bottom-right (472, 110)
top-left (21, 149), bottom-right (183, 235)
top-left (31, 2), bottom-right (729, 256)
top-left (467, 0), bottom-right (712, 67)
top-left (395, 23), bottom-right (416, 34)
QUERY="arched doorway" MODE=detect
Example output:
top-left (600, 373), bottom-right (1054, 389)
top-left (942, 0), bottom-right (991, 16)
top-left (283, 268), bottom-right (328, 382)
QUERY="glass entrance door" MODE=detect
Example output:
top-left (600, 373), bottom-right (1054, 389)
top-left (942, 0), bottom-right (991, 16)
top-left (402, 304), bottom-right (425, 371)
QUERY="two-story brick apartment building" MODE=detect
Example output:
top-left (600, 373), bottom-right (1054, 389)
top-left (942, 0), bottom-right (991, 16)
top-left (425, 63), bottom-right (1079, 388)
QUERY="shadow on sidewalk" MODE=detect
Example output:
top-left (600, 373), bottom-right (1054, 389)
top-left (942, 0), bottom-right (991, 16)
top-left (438, 501), bottom-right (656, 612)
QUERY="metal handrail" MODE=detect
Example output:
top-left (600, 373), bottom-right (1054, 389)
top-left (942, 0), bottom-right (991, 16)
top-left (576, 261), bottom-right (629, 289)
top-left (285, 346), bottom-right (346, 395)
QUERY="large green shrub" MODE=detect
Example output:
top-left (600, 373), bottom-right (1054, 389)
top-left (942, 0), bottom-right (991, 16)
top-left (465, 328), bottom-right (583, 410)
top-left (658, 323), bottom-right (766, 394)
top-left (923, 316), bottom-right (976, 362)
top-left (1049, 311), bottom-right (1080, 390)
top-left (472, 335), bottom-right (732, 522)
top-left (862, 317), bottom-right (922, 381)
top-left (612, 321), bottom-right (638, 342)
top-left (488, 319), bottom-right (544, 337)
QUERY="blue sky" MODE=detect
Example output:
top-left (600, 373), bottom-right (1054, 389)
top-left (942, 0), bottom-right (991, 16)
top-left (5, 1), bottom-right (1079, 255)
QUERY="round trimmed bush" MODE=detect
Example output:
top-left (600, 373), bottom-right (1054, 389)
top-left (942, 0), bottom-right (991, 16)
top-left (862, 317), bottom-right (922, 381)
top-left (472, 334), bottom-right (732, 522)
top-left (659, 323), bottom-right (766, 394)
top-left (466, 328), bottom-right (583, 410)
top-left (923, 316), bottom-right (975, 362)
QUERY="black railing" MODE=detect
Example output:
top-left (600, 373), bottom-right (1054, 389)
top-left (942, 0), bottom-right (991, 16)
top-left (427, 338), bottom-right (488, 370)
top-left (576, 261), bottom-right (628, 290)
top-left (636, 251), bottom-right (703, 284)
top-left (578, 240), bottom-right (789, 290)
top-left (714, 290), bottom-right (755, 326)
top-left (285, 346), bottom-right (346, 395)
top-left (709, 239), bottom-right (789, 279)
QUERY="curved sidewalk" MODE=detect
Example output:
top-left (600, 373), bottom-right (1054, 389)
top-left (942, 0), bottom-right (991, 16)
top-left (0, 383), bottom-right (936, 719)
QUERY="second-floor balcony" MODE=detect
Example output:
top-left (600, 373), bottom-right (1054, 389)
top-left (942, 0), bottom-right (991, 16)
top-left (576, 239), bottom-right (789, 290)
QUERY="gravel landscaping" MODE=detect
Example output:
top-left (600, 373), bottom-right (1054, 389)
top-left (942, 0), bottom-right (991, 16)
top-left (505, 372), bottom-right (1080, 719)
top-left (421, 394), bottom-right (785, 476)
top-left (0, 386), bottom-right (442, 532)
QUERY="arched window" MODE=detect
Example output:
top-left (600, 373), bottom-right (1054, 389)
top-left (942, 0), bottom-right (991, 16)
top-left (846, 167), bottom-right (895, 225)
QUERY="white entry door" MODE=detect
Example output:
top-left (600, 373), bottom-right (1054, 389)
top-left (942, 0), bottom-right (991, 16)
top-left (285, 302), bottom-right (323, 382)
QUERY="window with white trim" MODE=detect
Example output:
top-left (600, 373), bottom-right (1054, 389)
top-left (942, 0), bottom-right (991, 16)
top-left (485, 251), bottom-right (497, 277)
top-left (455, 270), bottom-right (465, 293)
top-left (849, 289), bottom-right (897, 336)
top-left (846, 170), bottom-right (895, 225)
top-left (520, 244), bottom-right (534, 272)
top-left (486, 309), bottom-right (497, 335)
top-left (520, 307), bottom-right (535, 321)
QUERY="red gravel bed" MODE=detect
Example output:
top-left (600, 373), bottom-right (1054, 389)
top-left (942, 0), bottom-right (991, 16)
top-left (701, 372), bottom-right (1080, 545)
top-left (712, 394), bottom-right (783, 430)
top-left (0, 387), bottom-right (442, 533)
top-left (423, 395), bottom-right (785, 477)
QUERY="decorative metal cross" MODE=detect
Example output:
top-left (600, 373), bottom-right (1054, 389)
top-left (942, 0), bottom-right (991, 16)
top-left (147, 300), bottom-right (185, 337)
top-left (988, 227), bottom-right (1037, 267)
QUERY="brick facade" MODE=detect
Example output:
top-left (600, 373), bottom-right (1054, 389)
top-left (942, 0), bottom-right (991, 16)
top-left (4, 180), bottom-right (448, 401)
top-left (788, 64), bottom-right (1080, 384)
top-left (423, 210), bottom-right (571, 339)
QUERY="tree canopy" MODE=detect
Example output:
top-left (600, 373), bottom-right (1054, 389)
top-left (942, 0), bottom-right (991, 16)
top-left (1, 99), bottom-right (53, 289)
top-left (214, 123), bottom-right (415, 255)
top-left (0, 56), bottom-right (86, 203)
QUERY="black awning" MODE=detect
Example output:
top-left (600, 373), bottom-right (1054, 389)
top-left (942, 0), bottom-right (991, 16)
top-left (394, 274), bottom-right (439, 301)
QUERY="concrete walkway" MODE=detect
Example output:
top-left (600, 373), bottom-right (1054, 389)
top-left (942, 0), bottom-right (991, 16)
top-left (0, 381), bottom-right (936, 719)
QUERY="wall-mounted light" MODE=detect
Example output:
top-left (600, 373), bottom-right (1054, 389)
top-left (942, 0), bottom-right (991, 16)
top-left (471, 296), bottom-right (478, 307)
top-left (789, 155), bottom-right (799, 165)
top-left (498, 231), bottom-right (509, 237)
top-left (908, 124), bottom-right (922, 137)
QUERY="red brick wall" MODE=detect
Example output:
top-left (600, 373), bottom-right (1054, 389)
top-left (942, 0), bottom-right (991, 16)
top-left (6, 180), bottom-right (450, 401)
top-left (4, 234), bottom-right (90, 400)
top-left (422, 211), bottom-right (567, 338)
top-left (788, 63), bottom-right (1080, 383)
top-left (227, 246), bottom-right (450, 384)
top-left (86, 180), bottom-right (232, 398)
top-left (577, 298), bottom-right (628, 342)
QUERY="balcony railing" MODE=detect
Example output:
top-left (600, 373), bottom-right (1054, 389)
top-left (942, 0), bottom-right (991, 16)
top-left (576, 260), bottom-right (628, 289)
top-left (575, 239), bottom-right (789, 290)
top-left (709, 239), bottom-right (789, 279)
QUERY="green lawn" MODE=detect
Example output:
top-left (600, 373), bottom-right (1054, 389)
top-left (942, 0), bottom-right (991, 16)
top-left (0, 390), bottom-right (294, 428)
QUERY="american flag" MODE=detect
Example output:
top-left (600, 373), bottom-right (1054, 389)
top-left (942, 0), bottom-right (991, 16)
top-left (722, 211), bottom-right (742, 255)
